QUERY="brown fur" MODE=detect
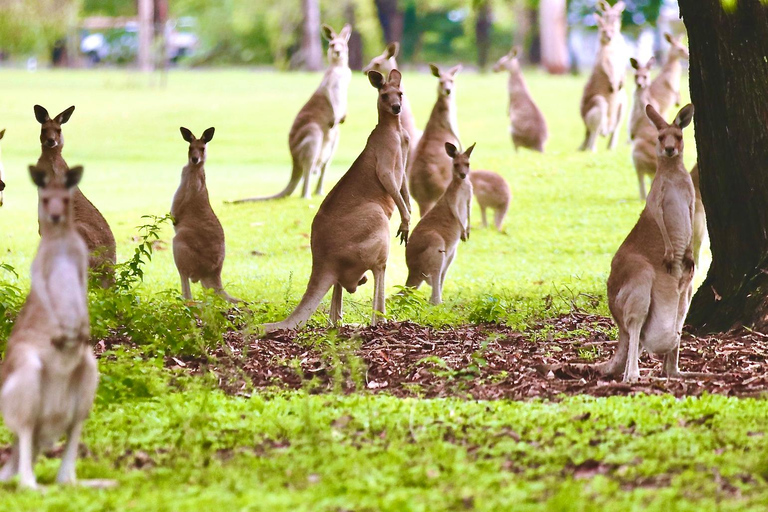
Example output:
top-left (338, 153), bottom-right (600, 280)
top-left (33, 105), bottom-right (116, 288)
top-left (362, 42), bottom-right (421, 169)
top-left (172, 127), bottom-right (241, 303)
top-left (0, 166), bottom-right (98, 489)
top-left (406, 143), bottom-right (474, 304)
top-left (409, 64), bottom-right (462, 216)
top-left (469, 170), bottom-right (511, 231)
top-left (690, 163), bottom-right (706, 268)
top-left (232, 24), bottom-right (352, 202)
top-left (649, 33), bottom-right (689, 117)
top-left (492, 47), bottom-right (548, 153)
top-left (262, 69), bottom-right (411, 333)
top-left (597, 104), bottom-right (697, 382)
top-left (628, 57), bottom-right (657, 142)
top-left (629, 58), bottom-right (662, 200)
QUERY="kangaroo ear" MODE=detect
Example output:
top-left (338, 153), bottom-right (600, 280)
top-left (448, 64), bottom-right (462, 76)
top-left (34, 105), bottom-right (50, 124)
top-left (664, 32), bottom-right (673, 44)
top-left (321, 24), bottom-right (335, 41)
top-left (339, 24), bottom-right (352, 42)
top-left (180, 127), bottom-right (194, 143)
top-left (464, 143), bottom-right (476, 158)
top-left (368, 70), bottom-right (385, 89)
top-left (629, 57), bottom-right (639, 69)
top-left (65, 165), bottom-right (83, 189)
top-left (445, 142), bottom-right (458, 158)
top-left (673, 104), bottom-right (694, 129)
top-left (385, 42), bottom-right (399, 59)
top-left (29, 165), bottom-right (48, 188)
top-left (387, 69), bottom-right (402, 88)
top-left (647, 56), bottom-right (656, 67)
top-left (511, 46), bottom-right (520, 57)
top-left (202, 127), bottom-right (215, 143)
top-left (429, 64), bottom-right (440, 77)
top-left (597, 0), bottom-right (610, 12)
top-left (613, 1), bottom-right (626, 12)
top-left (0, 129), bottom-right (6, 140)
top-left (645, 103), bottom-right (668, 130)
top-left (55, 105), bottom-right (75, 125)
top-left (594, 14), bottom-right (604, 27)
top-left (0, 179), bottom-right (5, 192)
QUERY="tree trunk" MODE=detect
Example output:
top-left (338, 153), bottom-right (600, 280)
top-left (680, 0), bottom-right (768, 332)
top-left (475, 2), bottom-right (492, 70)
top-left (301, 0), bottom-right (323, 71)
top-left (137, 0), bottom-right (154, 71)
top-left (346, 2), bottom-right (363, 70)
top-left (539, 0), bottom-right (568, 74)
top-left (374, 0), bottom-right (404, 44)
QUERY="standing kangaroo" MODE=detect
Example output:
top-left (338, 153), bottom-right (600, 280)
top-left (628, 57), bottom-right (656, 142)
top-left (409, 64), bottom-right (462, 216)
top-left (405, 142), bottom-right (473, 305)
top-left (172, 127), bottom-right (241, 303)
top-left (0, 128), bottom-right (6, 207)
top-left (578, 3), bottom-right (627, 152)
top-left (492, 47), bottom-right (548, 153)
top-left (232, 24), bottom-right (352, 202)
top-left (596, 104), bottom-right (697, 383)
top-left (690, 163), bottom-right (707, 268)
top-left (649, 33), bottom-right (689, 117)
top-left (33, 105), bottom-right (116, 288)
top-left (629, 58), bottom-right (662, 200)
top-left (362, 42), bottom-right (421, 168)
top-left (469, 170), bottom-right (510, 231)
top-left (262, 69), bottom-right (410, 333)
top-left (0, 166), bottom-right (98, 489)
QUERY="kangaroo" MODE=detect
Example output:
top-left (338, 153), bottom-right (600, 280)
top-left (492, 47), bottom-right (548, 153)
top-left (628, 58), bottom-right (662, 200)
top-left (628, 57), bottom-right (656, 142)
top-left (33, 105), bottom-right (116, 288)
top-left (649, 33), bottom-right (689, 117)
top-left (595, 104), bottom-right (697, 383)
top-left (409, 64), bottom-right (462, 216)
top-left (0, 128), bottom-right (6, 207)
top-left (232, 24), bottom-right (352, 202)
top-left (690, 163), bottom-right (707, 268)
top-left (362, 42), bottom-right (421, 168)
top-left (578, 4), bottom-right (627, 152)
top-left (469, 170), bottom-right (510, 231)
top-left (0, 166), bottom-right (98, 489)
top-left (405, 142), bottom-right (473, 305)
top-left (172, 127), bottom-right (241, 304)
top-left (262, 69), bottom-right (410, 333)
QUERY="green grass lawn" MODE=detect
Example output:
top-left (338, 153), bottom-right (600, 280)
top-left (0, 68), bottom-right (760, 512)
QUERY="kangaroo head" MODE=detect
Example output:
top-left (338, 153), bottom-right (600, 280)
top-left (596, 14), bottom-right (619, 45)
top-left (664, 33), bottom-right (689, 61)
top-left (180, 127), bottom-right (214, 166)
top-left (646, 103), bottom-right (693, 159)
top-left (369, 69), bottom-right (403, 117)
top-left (596, 0), bottom-right (624, 29)
top-left (34, 105), bottom-right (74, 150)
top-left (322, 24), bottom-right (351, 66)
top-left (30, 164), bottom-right (82, 226)
top-left (362, 42), bottom-right (398, 75)
top-left (430, 63), bottom-right (461, 98)
top-left (630, 57), bottom-right (654, 89)
top-left (493, 47), bottom-right (521, 73)
top-left (445, 142), bottom-right (475, 180)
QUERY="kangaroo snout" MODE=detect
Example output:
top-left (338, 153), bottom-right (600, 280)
top-left (665, 146), bottom-right (676, 157)
top-left (392, 104), bottom-right (401, 114)
top-left (191, 156), bottom-right (201, 164)
top-left (46, 138), bottom-right (57, 148)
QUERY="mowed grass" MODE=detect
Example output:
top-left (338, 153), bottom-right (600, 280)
top-left (0, 69), bottom-right (758, 512)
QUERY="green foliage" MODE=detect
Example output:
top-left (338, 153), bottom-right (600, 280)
top-left (0, 0), bottom-right (81, 55)
top-left (113, 213), bottom-right (173, 292)
top-left (0, 264), bottom-right (23, 346)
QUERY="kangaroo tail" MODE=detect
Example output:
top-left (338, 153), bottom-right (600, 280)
top-left (228, 159), bottom-right (302, 203)
top-left (263, 270), bottom-right (334, 333)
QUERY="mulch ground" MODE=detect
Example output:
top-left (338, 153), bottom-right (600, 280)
top-left (157, 312), bottom-right (768, 401)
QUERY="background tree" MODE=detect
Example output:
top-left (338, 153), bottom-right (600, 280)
top-left (539, 0), bottom-right (568, 73)
top-left (373, 0), bottom-right (404, 44)
top-left (300, 0), bottom-right (323, 70)
top-left (473, 0), bottom-right (493, 69)
top-left (680, 0), bottom-right (768, 332)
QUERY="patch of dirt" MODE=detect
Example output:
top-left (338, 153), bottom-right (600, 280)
top-left (164, 313), bottom-right (768, 400)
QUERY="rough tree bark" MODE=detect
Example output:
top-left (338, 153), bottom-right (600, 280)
top-left (680, 0), bottom-right (768, 332)
top-left (475, 1), bottom-right (492, 70)
top-left (539, 0), bottom-right (568, 74)
top-left (345, 2), bottom-right (363, 70)
top-left (301, 0), bottom-right (323, 71)
top-left (374, 0), bottom-right (404, 44)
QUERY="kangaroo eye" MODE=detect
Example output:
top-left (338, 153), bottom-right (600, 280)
top-left (42, 198), bottom-right (49, 205)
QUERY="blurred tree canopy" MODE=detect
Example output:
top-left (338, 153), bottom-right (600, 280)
top-left (0, 0), bottom-right (81, 54)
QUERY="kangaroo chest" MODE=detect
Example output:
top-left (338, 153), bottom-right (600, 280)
top-left (660, 182), bottom-right (694, 256)
top-left (322, 67), bottom-right (351, 124)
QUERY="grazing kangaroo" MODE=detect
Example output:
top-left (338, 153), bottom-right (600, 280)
top-left (578, 4), bottom-right (627, 152)
top-left (0, 166), bottom-right (98, 489)
top-left (262, 69), bottom-right (410, 333)
top-left (469, 170), bottom-right (510, 231)
top-left (33, 105), bottom-right (116, 288)
top-left (405, 142), bottom-right (473, 305)
top-left (0, 128), bottom-right (6, 207)
top-left (492, 47), bottom-right (548, 153)
top-left (362, 42), bottom-right (421, 168)
top-left (172, 127), bottom-right (242, 304)
top-left (649, 33), bottom-right (689, 117)
top-left (409, 64), bottom-right (462, 216)
top-left (596, 104), bottom-right (697, 383)
top-left (232, 24), bottom-right (352, 202)
top-left (628, 57), bottom-right (656, 142)
top-left (690, 163), bottom-right (707, 268)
